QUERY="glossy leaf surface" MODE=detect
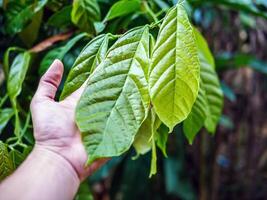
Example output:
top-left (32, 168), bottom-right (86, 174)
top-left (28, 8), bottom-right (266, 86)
top-left (0, 108), bottom-right (14, 134)
top-left (71, 0), bottom-right (100, 33)
top-left (4, 0), bottom-right (47, 35)
top-left (104, 0), bottom-right (141, 22)
top-left (149, 4), bottom-right (200, 131)
top-left (7, 52), bottom-right (31, 101)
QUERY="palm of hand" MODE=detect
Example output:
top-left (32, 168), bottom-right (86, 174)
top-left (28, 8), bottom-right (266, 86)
top-left (31, 60), bottom-right (106, 180)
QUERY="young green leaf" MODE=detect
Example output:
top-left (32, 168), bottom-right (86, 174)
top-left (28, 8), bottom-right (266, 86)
top-left (7, 52), bottom-right (31, 101)
top-left (104, 0), bottom-right (141, 22)
top-left (47, 5), bottom-right (72, 28)
top-left (183, 86), bottom-right (207, 144)
top-left (4, 0), bottom-right (47, 35)
top-left (149, 4), bottom-right (200, 131)
top-left (71, 0), bottom-right (101, 33)
top-left (19, 10), bottom-right (43, 47)
top-left (60, 34), bottom-right (110, 100)
top-left (183, 28), bottom-right (223, 143)
top-left (155, 123), bottom-right (169, 157)
top-left (0, 141), bottom-right (14, 181)
top-left (76, 26), bottom-right (150, 163)
top-left (194, 28), bottom-right (223, 134)
top-left (3, 47), bottom-right (24, 77)
top-left (39, 33), bottom-right (87, 75)
top-left (0, 108), bottom-right (14, 134)
top-left (133, 109), bottom-right (161, 155)
top-left (7, 51), bottom-right (31, 137)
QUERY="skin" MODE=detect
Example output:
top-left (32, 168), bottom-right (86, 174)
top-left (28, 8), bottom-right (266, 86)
top-left (0, 60), bottom-right (107, 200)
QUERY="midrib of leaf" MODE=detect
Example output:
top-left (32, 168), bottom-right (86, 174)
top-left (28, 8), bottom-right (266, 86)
top-left (90, 27), bottom-right (149, 160)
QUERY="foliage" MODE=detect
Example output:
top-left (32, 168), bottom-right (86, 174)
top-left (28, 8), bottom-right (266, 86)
top-left (1, 0), bottom-right (267, 199)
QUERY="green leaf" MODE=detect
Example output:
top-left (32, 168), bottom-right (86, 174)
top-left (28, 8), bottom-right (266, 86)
top-left (76, 26), bottom-right (150, 163)
top-left (183, 28), bottom-right (223, 142)
top-left (19, 10), bottom-right (43, 47)
top-left (71, 0), bottom-right (101, 33)
top-left (0, 141), bottom-right (14, 181)
top-left (9, 147), bottom-right (32, 168)
top-left (4, 0), bottom-right (47, 35)
top-left (7, 51), bottom-right (31, 137)
top-left (75, 182), bottom-right (94, 200)
top-left (155, 123), bottom-right (169, 157)
top-left (149, 4), bottom-right (200, 131)
top-left (60, 34), bottom-right (110, 100)
top-left (0, 108), bottom-right (14, 134)
top-left (39, 33), bottom-right (87, 75)
top-left (104, 0), bottom-right (141, 22)
top-left (3, 47), bottom-right (24, 77)
top-left (183, 85), bottom-right (207, 144)
top-left (47, 5), bottom-right (72, 28)
top-left (133, 109), bottom-right (160, 155)
top-left (7, 52), bottom-right (31, 101)
top-left (194, 28), bottom-right (223, 134)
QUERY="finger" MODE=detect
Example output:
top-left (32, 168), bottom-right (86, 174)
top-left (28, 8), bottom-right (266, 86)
top-left (34, 59), bottom-right (64, 101)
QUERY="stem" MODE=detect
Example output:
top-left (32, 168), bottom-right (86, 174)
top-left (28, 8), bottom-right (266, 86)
top-left (20, 112), bottom-right (31, 139)
top-left (143, 1), bottom-right (159, 24)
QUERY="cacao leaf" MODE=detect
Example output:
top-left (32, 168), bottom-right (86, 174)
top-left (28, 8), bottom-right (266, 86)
top-left (149, 4), bottom-right (200, 131)
top-left (71, 0), bottom-right (100, 33)
top-left (60, 34), bottom-right (110, 100)
top-left (76, 26), bottom-right (150, 163)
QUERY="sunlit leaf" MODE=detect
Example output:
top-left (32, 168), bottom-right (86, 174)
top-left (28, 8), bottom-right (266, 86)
top-left (4, 0), bottom-right (47, 35)
top-left (76, 26), bottom-right (150, 163)
top-left (60, 34), bottom-right (110, 100)
top-left (7, 52), bottom-right (31, 101)
top-left (133, 109), bottom-right (160, 155)
top-left (104, 0), bottom-right (141, 22)
top-left (71, 0), bottom-right (100, 33)
top-left (0, 108), bottom-right (14, 134)
top-left (149, 4), bottom-right (200, 131)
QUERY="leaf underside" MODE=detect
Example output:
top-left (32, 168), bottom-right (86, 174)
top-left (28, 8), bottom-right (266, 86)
top-left (76, 26), bottom-right (150, 164)
top-left (60, 34), bottom-right (109, 100)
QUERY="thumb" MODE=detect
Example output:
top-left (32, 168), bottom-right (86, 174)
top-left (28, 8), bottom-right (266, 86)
top-left (34, 59), bottom-right (64, 101)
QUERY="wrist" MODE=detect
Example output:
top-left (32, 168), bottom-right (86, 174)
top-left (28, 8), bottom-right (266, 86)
top-left (32, 144), bottom-right (81, 186)
top-left (34, 137), bottom-right (88, 180)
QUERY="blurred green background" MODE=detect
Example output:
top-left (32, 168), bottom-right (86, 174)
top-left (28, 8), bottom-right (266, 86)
top-left (1, 0), bottom-right (267, 200)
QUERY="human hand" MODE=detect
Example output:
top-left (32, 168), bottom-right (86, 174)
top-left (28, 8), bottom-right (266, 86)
top-left (30, 59), bottom-right (106, 181)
